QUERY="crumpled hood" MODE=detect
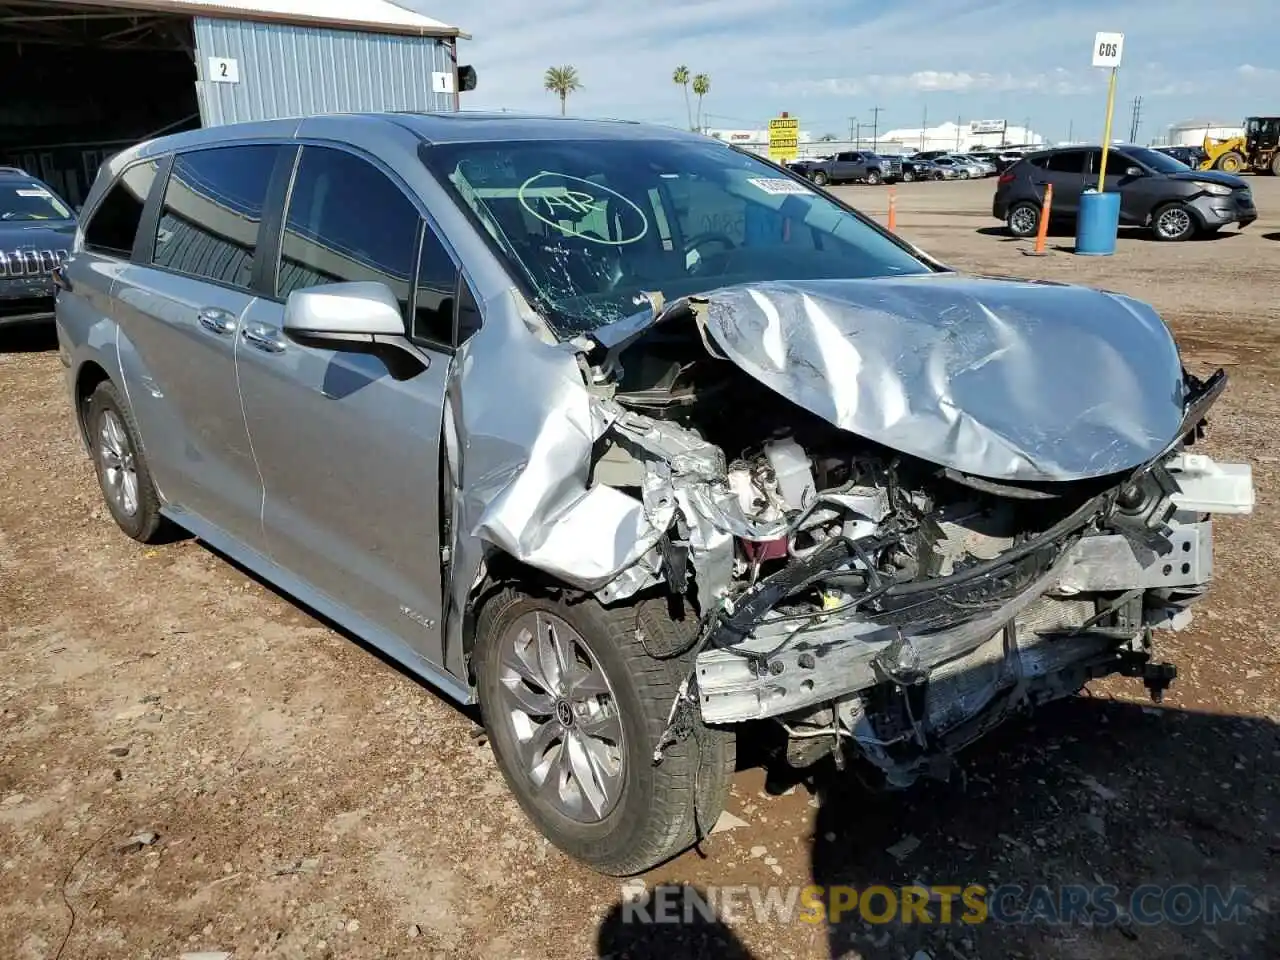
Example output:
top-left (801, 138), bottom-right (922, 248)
top-left (702, 276), bottom-right (1187, 482)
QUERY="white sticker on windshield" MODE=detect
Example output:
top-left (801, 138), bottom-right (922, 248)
top-left (746, 177), bottom-right (812, 196)
top-left (16, 188), bottom-right (50, 197)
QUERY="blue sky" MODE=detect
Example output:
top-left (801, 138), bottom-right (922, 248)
top-left (410, 0), bottom-right (1278, 142)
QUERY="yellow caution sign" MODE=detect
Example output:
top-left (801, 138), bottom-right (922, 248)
top-left (768, 115), bottom-right (799, 163)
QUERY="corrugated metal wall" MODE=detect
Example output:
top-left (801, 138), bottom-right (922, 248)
top-left (192, 18), bottom-right (454, 126)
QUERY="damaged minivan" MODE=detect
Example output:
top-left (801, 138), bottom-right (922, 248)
top-left (57, 114), bottom-right (1254, 876)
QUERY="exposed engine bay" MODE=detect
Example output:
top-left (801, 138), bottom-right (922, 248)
top-left (562, 291), bottom-right (1255, 786)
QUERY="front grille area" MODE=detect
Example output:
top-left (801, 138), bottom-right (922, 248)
top-left (0, 248), bottom-right (67, 277)
top-left (883, 157), bottom-right (903, 175)
top-left (0, 295), bottom-right (53, 319)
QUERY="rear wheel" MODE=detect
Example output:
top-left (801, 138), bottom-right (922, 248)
top-left (1152, 202), bottom-right (1197, 242)
top-left (1006, 201), bottom-right (1041, 238)
top-left (1214, 151), bottom-right (1244, 174)
top-left (959, 169), bottom-right (971, 180)
top-left (87, 381), bottom-right (166, 543)
top-left (811, 171), bottom-right (829, 186)
top-left (1270, 153), bottom-right (1280, 176)
top-left (475, 587), bottom-right (735, 876)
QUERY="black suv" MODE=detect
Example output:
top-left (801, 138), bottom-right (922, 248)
top-left (994, 145), bottom-right (1256, 242)
top-left (0, 167), bottom-right (76, 328)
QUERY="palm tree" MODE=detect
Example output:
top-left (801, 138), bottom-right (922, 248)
top-left (673, 65), bottom-right (692, 131)
top-left (692, 73), bottom-right (710, 133)
top-left (543, 65), bottom-right (581, 116)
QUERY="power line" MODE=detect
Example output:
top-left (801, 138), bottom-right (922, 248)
top-left (869, 105), bottom-right (883, 149)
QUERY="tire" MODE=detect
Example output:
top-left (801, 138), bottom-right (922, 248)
top-left (1006, 201), bottom-right (1042, 238)
top-left (475, 587), bottom-right (736, 876)
top-left (902, 170), bottom-right (915, 182)
top-left (1214, 151), bottom-right (1244, 174)
top-left (1270, 153), bottom-right (1280, 176)
top-left (86, 380), bottom-right (166, 543)
top-left (1152, 202), bottom-right (1197, 242)
top-left (812, 171), bottom-right (829, 186)
top-left (960, 170), bottom-right (971, 180)
top-left (865, 169), bottom-right (882, 185)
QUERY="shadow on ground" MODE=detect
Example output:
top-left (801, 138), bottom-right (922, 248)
top-left (0, 321), bottom-right (57, 353)
top-left (1263, 231), bottom-right (1280, 242)
top-left (597, 697), bottom-right (1279, 959)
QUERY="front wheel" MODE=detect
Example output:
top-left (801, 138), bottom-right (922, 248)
top-left (959, 169), bottom-right (971, 180)
top-left (1214, 151), bottom-right (1244, 174)
top-left (1270, 153), bottom-right (1280, 176)
top-left (865, 169), bottom-right (882, 185)
top-left (902, 170), bottom-right (915, 183)
top-left (811, 171), bottom-right (829, 186)
top-left (475, 588), bottom-right (735, 876)
top-left (1152, 202), bottom-right (1197, 241)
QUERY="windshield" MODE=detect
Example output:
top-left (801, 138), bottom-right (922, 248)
top-left (423, 137), bottom-right (932, 337)
top-left (1124, 147), bottom-right (1191, 174)
top-left (0, 181), bottom-right (72, 221)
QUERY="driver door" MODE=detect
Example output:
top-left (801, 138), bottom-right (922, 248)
top-left (234, 144), bottom-right (456, 670)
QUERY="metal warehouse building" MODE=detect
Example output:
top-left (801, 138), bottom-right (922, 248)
top-left (0, 0), bottom-right (466, 205)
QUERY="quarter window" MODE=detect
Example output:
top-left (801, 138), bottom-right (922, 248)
top-left (83, 160), bottom-right (159, 257)
top-left (152, 145), bottom-right (281, 289)
top-left (277, 146), bottom-right (421, 324)
top-left (412, 225), bottom-right (460, 345)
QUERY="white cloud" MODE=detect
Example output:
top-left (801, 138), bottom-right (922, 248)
top-left (777, 68), bottom-right (1097, 98)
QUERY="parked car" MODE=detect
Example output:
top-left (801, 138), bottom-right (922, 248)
top-left (952, 154), bottom-right (996, 176)
top-left (1154, 145), bottom-right (1208, 169)
top-left (967, 151), bottom-right (1023, 173)
top-left (901, 157), bottom-right (947, 181)
top-left (929, 156), bottom-right (983, 179)
top-left (995, 144), bottom-right (1257, 241)
top-left (58, 114), bottom-right (1253, 876)
top-left (790, 150), bottom-right (901, 185)
top-left (0, 167), bottom-right (76, 329)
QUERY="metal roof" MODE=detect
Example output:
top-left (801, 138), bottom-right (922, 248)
top-left (64, 0), bottom-right (464, 38)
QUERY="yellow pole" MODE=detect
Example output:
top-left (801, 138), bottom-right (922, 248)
top-left (1097, 66), bottom-right (1118, 190)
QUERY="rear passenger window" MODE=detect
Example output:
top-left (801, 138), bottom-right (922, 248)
top-left (83, 160), bottom-right (158, 257)
top-left (277, 146), bottom-right (420, 323)
top-left (1046, 151), bottom-right (1085, 173)
top-left (152, 144), bottom-right (281, 289)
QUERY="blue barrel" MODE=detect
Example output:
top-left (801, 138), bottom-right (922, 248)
top-left (1075, 190), bottom-right (1121, 256)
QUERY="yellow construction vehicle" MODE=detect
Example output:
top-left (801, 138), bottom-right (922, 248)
top-left (1200, 116), bottom-right (1280, 174)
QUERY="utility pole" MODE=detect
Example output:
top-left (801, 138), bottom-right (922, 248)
top-left (921, 104), bottom-right (928, 150)
top-left (1067, 119), bottom-right (1073, 142)
top-left (1128, 95), bottom-right (1143, 143)
top-left (955, 114), bottom-right (962, 151)
top-left (848, 116), bottom-right (857, 143)
top-left (869, 105), bottom-right (883, 150)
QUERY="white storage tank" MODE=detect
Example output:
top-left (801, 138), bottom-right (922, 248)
top-left (1167, 119), bottom-right (1243, 146)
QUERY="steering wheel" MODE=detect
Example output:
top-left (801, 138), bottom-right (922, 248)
top-left (682, 231), bottom-right (737, 271)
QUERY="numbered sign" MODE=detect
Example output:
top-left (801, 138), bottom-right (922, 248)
top-left (1091, 32), bottom-right (1124, 68)
top-left (431, 71), bottom-right (455, 95)
top-left (208, 57), bottom-right (240, 84)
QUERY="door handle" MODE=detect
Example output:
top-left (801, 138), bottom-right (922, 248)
top-left (241, 322), bottom-right (286, 354)
top-left (197, 307), bottom-right (237, 335)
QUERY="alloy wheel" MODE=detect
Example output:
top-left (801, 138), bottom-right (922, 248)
top-left (496, 610), bottom-right (625, 822)
top-left (1010, 205), bottom-right (1040, 236)
top-left (1157, 206), bottom-right (1192, 240)
top-left (98, 409), bottom-right (139, 517)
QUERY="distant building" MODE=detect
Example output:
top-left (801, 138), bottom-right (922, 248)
top-left (1165, 119), bottom-right (1244, 147)
top-left (880, 121), bottom-right (1046, 153)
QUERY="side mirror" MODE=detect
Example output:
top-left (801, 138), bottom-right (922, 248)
top-left (1124, 166), bottom-right (1143, 177)
top-left (283, 281), bottom-right (405, 343)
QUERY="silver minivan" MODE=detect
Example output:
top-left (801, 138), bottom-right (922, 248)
top-left (57, 113), bottom-right (1253, 876)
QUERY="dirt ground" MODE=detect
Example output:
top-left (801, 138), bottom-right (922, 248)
top-left (2, 175), bottom-right (1278, 960)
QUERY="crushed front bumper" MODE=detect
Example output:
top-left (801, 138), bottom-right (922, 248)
top-left (695, 454), bottom-right (1252, 725)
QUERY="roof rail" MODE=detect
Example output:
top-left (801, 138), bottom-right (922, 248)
top-left (0, 165), bottom-right (29, 175)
